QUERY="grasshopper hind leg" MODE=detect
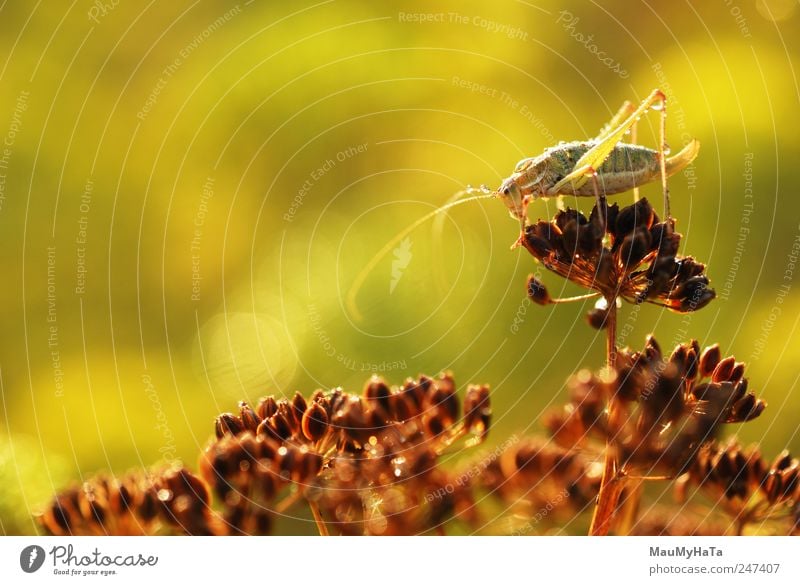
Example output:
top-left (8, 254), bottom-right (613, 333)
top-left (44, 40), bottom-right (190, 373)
top-left (546, 89), bottom-right (671, 218)
top-left (601, 100), bottom-right (641, 203)
top-left (654, 91), bottom-right (670, 218)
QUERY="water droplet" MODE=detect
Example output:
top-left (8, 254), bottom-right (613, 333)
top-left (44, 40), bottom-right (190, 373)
top-left (391, 455), bottom-right (407, 478)
top-left (157, 489), bottom-right (172, 502)
top-left (651, 103), bottom-right (664, 111)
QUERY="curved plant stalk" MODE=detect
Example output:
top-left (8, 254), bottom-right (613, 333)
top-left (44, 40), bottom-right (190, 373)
top-left (589, 294), bottom-right (626, 535)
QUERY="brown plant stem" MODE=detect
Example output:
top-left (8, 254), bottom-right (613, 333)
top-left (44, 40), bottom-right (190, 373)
top-left (616, 479), bottom-right (643, 535)
top-left (589, 294), bottom-right (627, 535)
top-left (309, 502), bottom-right (329, 536)
top-left (605, 297), bottom-right (617, 370)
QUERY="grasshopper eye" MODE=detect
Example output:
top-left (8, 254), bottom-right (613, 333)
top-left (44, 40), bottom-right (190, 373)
top-left (514, 158), bottom-right (532, 173)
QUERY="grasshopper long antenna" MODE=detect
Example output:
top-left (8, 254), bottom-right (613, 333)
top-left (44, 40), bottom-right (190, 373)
top-left (432, 185), bottom-right (493, 294)
top-left (346, 188), bottom-right (496, 321)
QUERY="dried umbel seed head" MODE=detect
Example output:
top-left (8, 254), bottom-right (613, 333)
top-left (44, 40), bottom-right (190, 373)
top-left (677, 440), bottom-right (800, 534)
top-left (521, 198), bottom-right (715, 313)
top-left (200, 372), bottom-right (492, 535)
top-left (38, 465), bottom-right (221, 536)
top-left (545, 336), bottom-right (766, 478)
top-left (470, 437), bottom-right (601, 532)
top-left (625, 336), bottom-right (766, 425)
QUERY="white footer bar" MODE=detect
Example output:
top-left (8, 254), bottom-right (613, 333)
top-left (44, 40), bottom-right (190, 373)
top-left (0, 536), bottom-right (796, 583)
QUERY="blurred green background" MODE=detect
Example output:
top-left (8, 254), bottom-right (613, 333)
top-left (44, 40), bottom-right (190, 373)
top-left (1, 0), bottom-right (799, 534)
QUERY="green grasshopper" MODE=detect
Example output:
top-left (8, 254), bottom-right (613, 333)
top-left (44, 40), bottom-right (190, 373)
top-left (346, 89), bottom-right (699, 320)
top-left (497, 89), bottom-right (699, 229)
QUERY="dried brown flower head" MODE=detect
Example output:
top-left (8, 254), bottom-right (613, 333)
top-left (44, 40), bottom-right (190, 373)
top-left (521, 198), bottom-right (715, 313)
top-left (676, 439), bottom-right (800, 535)
top-left (38, 373), bottom-right (491, 537)
top-left (469, 437), bottom-right (601, 533)
top-left (200, 373), bottom-right (491, 535)
top-left (38, 465), bottom-right (220, 536)
top-left (546, 336), bottom-right (765, 479)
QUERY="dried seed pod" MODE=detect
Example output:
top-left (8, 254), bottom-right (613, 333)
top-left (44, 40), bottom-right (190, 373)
top-left (215, 413), bottom-right (244, 438)
top-left (619, 228), bottom-right (652, 270)
top-left (364, 376), bottom-right (392, 417)
top-left (684, 345), bottom-right (700, 380)
top-left (586, 297), bottom-right (616, 330)
top-left (463, 384), bottom-right (491, 439)
top-left (586, 306), bottom-right (609, 329)
top-left (729, 362), bottom-right (746, 384)
top-left (414, 374), bottom-right (437, 407)
top-left (389, 389), bottom-right (415, 422)
top-left (239, 402), bottom-right (261, 434)
top-left (332, 395), bottom-right (369, 443)
top-left (526, 275), bottom-right (551, 305)
top-left (711, 356), bottom-right (737, 383)
top-left (431, 374), bottom-right (459, 427)
top-left (615, 198), bottom-right (654, 237)
top-left (301, 401), bottom-right (329, 442)
top-left (291, 392), bottom-right (308, 424)
top-left (257, 396), bottom-right (278, 420)
top-left (423, 412), bottom-right (445, 437)
top-left (729, 393), bottom-right (766, 422)
top-left (644, 334), bottom-right (662, 361)
top-left (257, 411), bottom-right (294, 441)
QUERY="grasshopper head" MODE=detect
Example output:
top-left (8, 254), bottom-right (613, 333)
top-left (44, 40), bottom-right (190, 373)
top-left (497, 157), bottom-right (544, 228)
top-left (497, 177), bottom-right (526, 224)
